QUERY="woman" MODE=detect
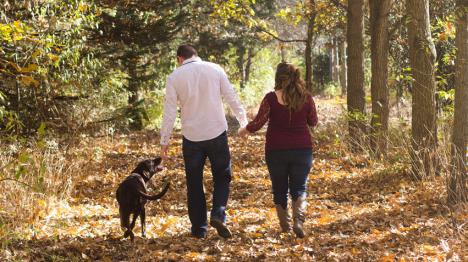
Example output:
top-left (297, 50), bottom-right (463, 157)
top-left (238, 62), bottom-right (318, 238)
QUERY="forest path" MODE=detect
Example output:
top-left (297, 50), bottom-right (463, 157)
top-left (9, 98), bottom-right (466, 261)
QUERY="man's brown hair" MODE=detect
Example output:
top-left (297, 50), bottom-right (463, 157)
top-left (177, 44), bottom-right (198, 59)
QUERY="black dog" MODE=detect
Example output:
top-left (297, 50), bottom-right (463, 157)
top-left (116, 157), bottom-right (170, 241)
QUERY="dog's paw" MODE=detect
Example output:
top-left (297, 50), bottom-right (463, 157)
top-left (124, 230), bottom-right (135, 240)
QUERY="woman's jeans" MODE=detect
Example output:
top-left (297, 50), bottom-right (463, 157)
top-left (266, 149), bottom-right (313, 209)
top-left (182, 131), bottom-right (231, 235)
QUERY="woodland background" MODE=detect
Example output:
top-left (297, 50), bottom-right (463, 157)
top-left (0, 0), bottom-right (467, 260)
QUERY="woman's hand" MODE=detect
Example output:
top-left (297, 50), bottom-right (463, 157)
top-left (238, 127), bottom-right (250, 137)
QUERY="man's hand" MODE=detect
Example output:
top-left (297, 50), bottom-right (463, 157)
top-left (237, 127), bottom-right (250, 137)
top-left (161, 144), bottom-right (169, 163)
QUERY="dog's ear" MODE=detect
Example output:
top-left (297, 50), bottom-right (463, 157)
top-left (154, 157), bottom-right (162, 166)
top-left (132, 161), bottom-right (146, 175)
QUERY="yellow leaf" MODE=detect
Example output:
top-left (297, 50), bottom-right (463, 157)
top-left (422, 245), bottom-right (438, 255)
top-left (48, 53), bottom-right (59, 62)
top-left (318, 214), bottom-right (333, 224)
top-left (32, 50), bottom-right (42, 59)
top-left (37, 199), bottom-right (47, 207)
top-left (185, 252), bottom-right (202, 260)
top-left (379, 254), bottom-right (395, 262)
top-left (19, 75), bottom-right (39, 87)
top-left (19, 64), bottom-right (38, 73)
top-left (117, 144), bottom-right (127, 154)
top-left (157, 216), bottom-right (178, 235)
top-left (12, 33), bottom-right (23, 41)
top-left (250, 232), bottom-right (263, 238)
top-left (79, 3), bottom-right (88, 12)
top-left (13, 20), bottom-right (22, 29)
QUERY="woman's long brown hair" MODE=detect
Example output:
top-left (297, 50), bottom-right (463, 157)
top-left (274, 62), bottom-right (309, 112)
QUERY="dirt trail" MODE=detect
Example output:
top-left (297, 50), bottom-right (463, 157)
top-left (6, 98), bottom-right (467, 261)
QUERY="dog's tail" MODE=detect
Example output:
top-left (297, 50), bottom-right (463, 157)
top-left (138, 182), bottom-right (170, 200)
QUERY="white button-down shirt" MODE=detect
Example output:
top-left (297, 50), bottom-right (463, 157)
top-left (160, 56), bottom-right (247, 145)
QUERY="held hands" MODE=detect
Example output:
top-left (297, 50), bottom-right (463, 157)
top-left (237, 127), bottom-right (250, 138)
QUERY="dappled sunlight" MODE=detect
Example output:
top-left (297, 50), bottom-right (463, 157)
top-left (3, 98), bottom-right (467, 261)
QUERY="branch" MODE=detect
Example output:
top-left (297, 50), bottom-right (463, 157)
top-left (53, 95), bottom-right (90, 101)
top-left (257, 27), bottom-right (307, 43)
top-left (0, 178), bottom-right (33, 188)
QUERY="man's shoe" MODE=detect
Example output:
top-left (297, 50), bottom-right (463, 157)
top-left (191, 231), bottom-right (207, 239)
top-left (210, 218), bottom-right (232, 238)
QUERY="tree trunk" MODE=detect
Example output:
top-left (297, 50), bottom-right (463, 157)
top-left (237, 46), bottom-right (246, 89)
top-left (346, 0), bottom-right (366, 150)
top-left (407, 0), bottom-right (438, 177)
top-left (245, 47), bottom-right (254, 84)
top-left (339, 40), bottom-right (348, 96)
top-left (448, 0), bottom-right (468, 205)
top-left (127, 55), bottom-right (144, 130)
top-left (280, 43), bottom-right (287, 62)
top-left (330, 37), bottom-right (340, 83)
top-left (369, 0), bottom-right (392, 157)
top-left (305, 4), bottom-right (316, 92)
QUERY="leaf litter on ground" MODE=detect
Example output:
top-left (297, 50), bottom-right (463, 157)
top-left (2, 97), bottom-right (467, 261)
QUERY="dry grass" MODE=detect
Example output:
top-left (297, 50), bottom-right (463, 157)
top-left (0, 138), bottom-right (77, 247)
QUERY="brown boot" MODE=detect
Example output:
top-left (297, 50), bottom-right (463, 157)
top-left (292, 196), bottom-right (306, 238)
top-left (275, 204), bottom-right (291, 232)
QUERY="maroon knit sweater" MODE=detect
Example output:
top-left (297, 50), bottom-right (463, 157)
top-left (246, 92), bottom-right (318, 152)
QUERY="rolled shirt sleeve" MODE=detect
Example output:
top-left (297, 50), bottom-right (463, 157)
top-left (160, 75), bottom-right (177, 145)
top-left (219, 68), bottom-right (248, 127)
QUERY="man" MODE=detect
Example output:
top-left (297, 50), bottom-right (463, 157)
top-left (160, 44), bottom-right (247, 238)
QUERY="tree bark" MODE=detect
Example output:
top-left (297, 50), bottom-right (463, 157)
top-left (305, 1), bottom-right (316, 92)
top-left (448, 0), bottom-right (468, 205)
top-left (346, 0), bottom-right (366, 150)
top-left (127, 54), bottom-right (144, 130)
top-left (237, 46), bottom-right (246, 89)
top-left (339, 40), bottom-right (348, 96)
top-left (406, 0), bottom-right (438, 177)
top-left (369, 0), bottom-right (392, 157)
top-left (330, 37), bottom-right (340, 83)
top-left (280, 43), bottom-right (287, 62)
top-left (245, 47), bottom-right (254, 84)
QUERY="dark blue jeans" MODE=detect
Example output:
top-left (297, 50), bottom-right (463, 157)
top-left (182, 131), bottom-right (231, 235)
top-left (265, 149), bottom-right (313, 209)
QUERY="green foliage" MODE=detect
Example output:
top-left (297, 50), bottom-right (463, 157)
top-left (239, 48), bottom-right (280, 106)
top-left (1, 1), bottom-right (100, 132)
top-left (275, 3), bottom-right (304, 26)
top-left (347, 111), bottom-right (369, 123)
top-left (319, 82), bottom-right (341, 97)
top-left (145, 89), bottom-right (166, 129)
top-left (437, 89), bottom-right (455, 101)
